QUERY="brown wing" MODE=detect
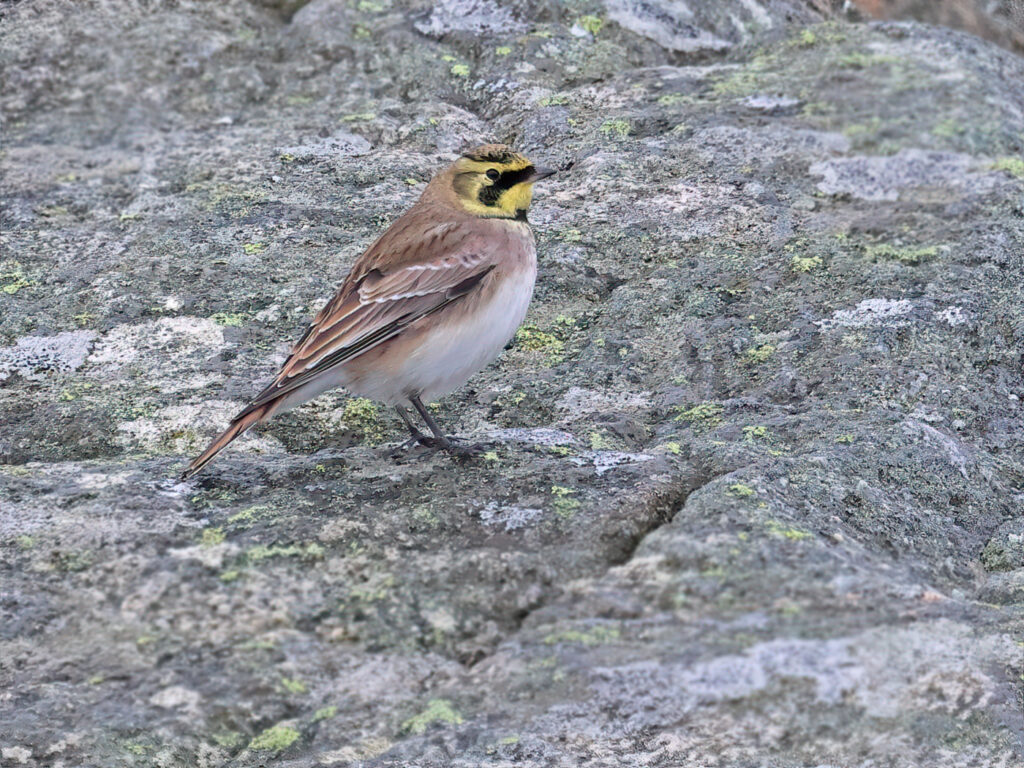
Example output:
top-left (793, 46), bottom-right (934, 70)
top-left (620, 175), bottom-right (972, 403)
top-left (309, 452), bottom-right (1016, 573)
top-left (238, 216), bottom-right (495, 415)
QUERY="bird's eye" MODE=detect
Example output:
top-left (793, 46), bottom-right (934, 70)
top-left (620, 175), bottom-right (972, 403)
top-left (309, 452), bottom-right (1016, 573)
top-left (485, 169), bottom-right (500, 181)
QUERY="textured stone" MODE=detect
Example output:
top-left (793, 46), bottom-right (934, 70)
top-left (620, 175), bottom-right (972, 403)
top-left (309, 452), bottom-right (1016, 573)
top-left (1, 1), bottom-right (1023, 766)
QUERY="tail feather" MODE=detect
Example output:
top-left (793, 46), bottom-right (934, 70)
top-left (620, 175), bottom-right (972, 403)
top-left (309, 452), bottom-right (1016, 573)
top-left (181, 401), bottom-right (278, 479)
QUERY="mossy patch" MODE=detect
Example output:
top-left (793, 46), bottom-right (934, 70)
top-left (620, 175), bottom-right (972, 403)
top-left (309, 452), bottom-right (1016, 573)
top-left (228, 504), bottom-right (276, 527)
top-left (674, 402), bottom-right (724, 429)
top-left (249, 724), bottom-right (300, 752)
top-left (450, 63), bottom-right (470, 77)
top-left (765, 520), bottom-right (812, 541)
top-left (312, 705), bottom-right (338, 722)
top-left (211, 311), bottom-right (248, 327)
top-left (743, 425), bottom-right (769, 442)
top-left (727, 483), bottom-right (756, 498)
top-left (200, 527), bottom-right (225, 547)
top-left (991, 157), bottom-right (1024, 178)
top-left (401, 699), bottom-right (463, 735)
top-left (341, 397), bottom-right (385, 443)
top-left (1, 261), bottom-right (32, 294)
top-left (577, 15), bottom-right (603, 35)
top-left (864, 243), bottom-right (938, 265)
top-left (279, 676), bottom-right (307, 694)
top-left (744, 344), bottom-right (775, 365)
top-left (514, 326), bottom-right (564, 365)
top-left (246, 542), bottom-right (324, 565)
top-left (543, 625), bottom-right (619, 646)
top-left (599, 119), bottom-right (630, 138)
top-left (790, 255), bottom-right (823, 273)
top-left (550, 486), bottom-right (580, 519)
top-left (537, 94), bottom-right (569, 107)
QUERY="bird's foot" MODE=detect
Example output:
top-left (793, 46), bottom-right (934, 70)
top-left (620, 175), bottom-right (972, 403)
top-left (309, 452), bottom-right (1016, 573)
top-left (405, 435), bottom-right (489, 460)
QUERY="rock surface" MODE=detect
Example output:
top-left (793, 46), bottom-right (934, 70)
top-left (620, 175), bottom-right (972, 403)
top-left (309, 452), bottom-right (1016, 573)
top-left (2, 1), bottom-right (1023, 766)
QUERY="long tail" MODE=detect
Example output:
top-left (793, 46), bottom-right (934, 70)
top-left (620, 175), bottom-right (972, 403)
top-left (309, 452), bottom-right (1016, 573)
top-left (180, 401), bottom-right (279, 479)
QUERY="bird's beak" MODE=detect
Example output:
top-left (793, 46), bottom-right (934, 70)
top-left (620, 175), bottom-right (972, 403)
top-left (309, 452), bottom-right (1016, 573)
top-left (529, 166), bottom-right (556, 182)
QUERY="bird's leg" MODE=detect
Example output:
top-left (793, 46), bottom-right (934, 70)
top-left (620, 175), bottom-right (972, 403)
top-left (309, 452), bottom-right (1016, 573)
top-left (409, 396), bottom-right (453, 449)
top-left (409, 396), bottom-right (486, 457)
top-left (395, 405), bottom-right (429, 449)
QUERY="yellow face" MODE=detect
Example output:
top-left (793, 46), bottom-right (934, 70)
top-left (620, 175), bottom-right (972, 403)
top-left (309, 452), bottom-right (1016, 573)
top-left (451, 145), bottom-right (554, 219)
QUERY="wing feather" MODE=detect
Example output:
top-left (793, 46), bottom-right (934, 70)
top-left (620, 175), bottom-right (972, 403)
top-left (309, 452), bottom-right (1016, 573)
top-left (237, 224), bottom-right (496, 415)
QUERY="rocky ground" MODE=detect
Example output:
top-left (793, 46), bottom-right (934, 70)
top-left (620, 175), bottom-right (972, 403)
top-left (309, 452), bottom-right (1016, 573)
top-left (2, 1), bottom-right (1023, 766)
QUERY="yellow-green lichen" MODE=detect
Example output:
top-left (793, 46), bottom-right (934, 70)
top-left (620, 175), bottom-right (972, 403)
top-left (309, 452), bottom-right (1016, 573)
top-left (219, 569), bottom-right (241, 582)
top-left (280, 677), bottom-right (307, 694)
top-left (797, 28), bottom-right (816, 46)
top-left (249, 724), bottom-right (300, 752)
top-left (743, 425), bottom-right (769, 441)
top-left (201, 527), bottom-right (225, 547)
top-left (577, 15), bottom-right (603, 35)
top-left (349, 573), bottom-right (396, 602)
top-left (537, 94), bottom-right (569, 107)
top-left (246, 542), bottom-right (324, 564)
top-left (992, 157), bottom-right (1024, 178)
top-left (765, 520), bottom-right (812, 541)
top-left (588, 431), bottom-right (613, 450)
top-left (242, 242), bottom-right (265, 254)
top-left (1, 261), bottom-right (32, 295)
top-left (228, 504), bottom-right (275, 527)
top-left (401, 699), bottom-right (463, 735)
top-left (341, 397), bottom-right (385, 442)
top-left (58, 382), bottom-right (95, 402)
top-left (515, 326), bottom-right (564, 364)
top-left (864, 243), bottom-right (938, 265)
top-left (744, 344), bottom-right (775, 365)
top-left (932, 118), bottom-right (963, 139)
top-left (599, 119), bottom-right (630, 138)
top-left (790, 255), bottom-right (823, 273)
top-left (674, 402), bottom-right (723, 427)
top-left (727, 483), bottom-right (756, 498)
top-left (450, 63), bottom-right (470, 77)
top-left (836, 52), bottom-right (899, 68)
top-left (312, 705), bottom-right (338, 722)
top-left (551, 486), bottom-right (580, 519)
top-left (543, 625), bottom-right (619, 646)
top-left (211, 311), bottom-right (248, 327)
top-left (495, 45), bottom-right (512, 56)
top-left (211, 730), bottom-right (245, 749)
top-left (836, 433), bottom-right (856, 444)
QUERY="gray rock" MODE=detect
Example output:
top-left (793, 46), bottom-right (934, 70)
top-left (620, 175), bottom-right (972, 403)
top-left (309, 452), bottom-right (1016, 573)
top-left (2, 1), bottom-right (1023, 766)
top-left (0, 330), bottom-right (97, 381)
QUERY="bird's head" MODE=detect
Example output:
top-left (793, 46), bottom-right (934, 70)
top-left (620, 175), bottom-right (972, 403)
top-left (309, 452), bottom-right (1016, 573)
top-left (445, 144), bottom-right (555, 220)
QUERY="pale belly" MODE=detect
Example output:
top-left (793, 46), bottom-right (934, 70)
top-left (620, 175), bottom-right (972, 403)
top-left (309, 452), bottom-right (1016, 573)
top-left (336, 261), bottom-right (537, 405)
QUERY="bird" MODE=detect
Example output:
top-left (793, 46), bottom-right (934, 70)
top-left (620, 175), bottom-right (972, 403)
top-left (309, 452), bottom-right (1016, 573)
top-left (182, 144), bottom-right (555, 478)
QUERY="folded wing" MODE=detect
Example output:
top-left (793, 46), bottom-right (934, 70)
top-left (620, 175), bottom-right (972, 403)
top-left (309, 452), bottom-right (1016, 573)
top-left (238, 247), bottom-right (495, 416)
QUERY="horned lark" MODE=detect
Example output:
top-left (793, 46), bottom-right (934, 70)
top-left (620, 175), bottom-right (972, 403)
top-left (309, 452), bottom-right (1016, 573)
top-left (182, 144), bottom-right (554, 477)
